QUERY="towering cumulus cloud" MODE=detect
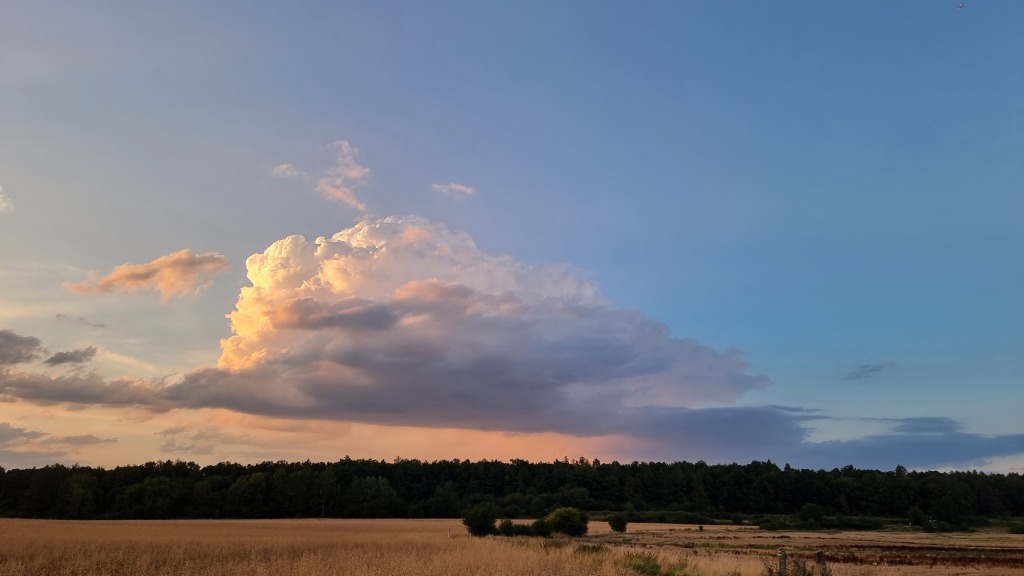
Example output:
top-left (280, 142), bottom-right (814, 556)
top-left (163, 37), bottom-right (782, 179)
top-left (197, 216), bottom-right (771, 440)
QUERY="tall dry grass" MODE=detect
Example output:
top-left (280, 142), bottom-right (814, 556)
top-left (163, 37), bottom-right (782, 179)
top-left (0, 518), bottom-right (768, 576)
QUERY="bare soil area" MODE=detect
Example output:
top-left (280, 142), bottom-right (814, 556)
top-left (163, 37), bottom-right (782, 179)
top-left (592, 522), bottom-right (1024, 575)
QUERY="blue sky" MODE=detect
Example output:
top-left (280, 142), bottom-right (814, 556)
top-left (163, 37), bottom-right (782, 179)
top-left (1, 1), bottom-right (1021, 471)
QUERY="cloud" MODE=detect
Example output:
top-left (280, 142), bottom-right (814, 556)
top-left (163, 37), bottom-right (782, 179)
top-left (0, 421), bottom-right (116, 467)
top-left (55, 314), bottom-right (107, 329)
top-left (793, 422), bottom-right (1024, 471)
top-left (2, 216), bottom-right (1020, 470)
top-left (271, 163), bottom-right (306, 179)
top-left (314, 141), bottom-right (370, 210)
top-left (845, 363), bottom-right (893, 381)
top-left (43, 346), bottom-right (97, 366)
top-left (274, 141), bottom-right (370, 211)
top-left (432, 182), bottom-right (476, 199)
top-left (0, 422), bottom-right (46, 445)
top-left (38, 434), bottom-right (117, 446)
top-left (0, 185), bottom-right (12, 213)
top-left (64, 249), bottom-right (229, 301)
top-left (189, 216), bottom-right (770, 433)
top-left (0, 329), bottom-right (43, 365)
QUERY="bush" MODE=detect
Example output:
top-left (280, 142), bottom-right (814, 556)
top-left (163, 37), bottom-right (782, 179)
top-left (1008, 523), bottom-right (1024, 534)
top-left (608, 513), bottom-right (628, 533)
top-left (496, 518), bottom-right (536, 537)
top-left (531, 517), bottom-right (552, 537)
top-left (462, 502), bottom-right (499, 537)
top-left (545, 506), bottom-right (589, 536)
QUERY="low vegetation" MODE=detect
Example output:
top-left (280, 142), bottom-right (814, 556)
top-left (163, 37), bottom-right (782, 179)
top-left (2, 518), bottom-right (1024, 576)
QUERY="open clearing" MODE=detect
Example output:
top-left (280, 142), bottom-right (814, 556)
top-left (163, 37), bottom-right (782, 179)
top-left (0, 518), bottom-right (1021, 576)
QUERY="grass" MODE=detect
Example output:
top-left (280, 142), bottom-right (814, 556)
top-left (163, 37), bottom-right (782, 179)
top-left (0, 518), bottom-right (1021, 576)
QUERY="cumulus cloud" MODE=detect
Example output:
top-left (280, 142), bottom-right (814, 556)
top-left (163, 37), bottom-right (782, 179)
top-left (199, 216), bottom-right (770, 432)
top-left (64, 249), bottom-right (228, 301)
top-left (0, 185), bottom-right (12, 213)
top-left (43, 346), bottom-right (97, 366)
top-left (432, 182), bottom-right (476, 198)
top-left (0, 329), bottom-right (42, 364)
top-left (274, 141), bottom-right (371, 211)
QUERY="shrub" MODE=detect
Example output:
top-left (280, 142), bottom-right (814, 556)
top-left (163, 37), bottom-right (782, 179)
top-left (545, 506), bottom-right (589, 536)
top-left (608, 513), bottom-right (628, 533)
top-left (462, 502), bottom-right (499, 537)
top-left (531, 517), bottom-right (552, 537)
top-left (497, 518), bottom-right (515, 537)
top-left (1008, 523), bottom-right (1024, 534)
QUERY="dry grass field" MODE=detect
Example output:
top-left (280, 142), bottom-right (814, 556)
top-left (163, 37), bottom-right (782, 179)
top-left (0, 518), bottom-right (1021, 576)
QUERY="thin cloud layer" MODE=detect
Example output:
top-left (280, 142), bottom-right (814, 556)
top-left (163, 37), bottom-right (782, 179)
top-left (0, 185), bottom-right (12, 213)
top-left (845, 363), bottom-right (893, 381)
top-left (64, 249), bottom-right (228, 301)
top-left (432, 182), bottom-right (475, 198)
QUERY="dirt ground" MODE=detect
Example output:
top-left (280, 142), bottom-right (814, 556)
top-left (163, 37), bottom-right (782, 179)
top-left (591, 522), bottom-right (1024, 576)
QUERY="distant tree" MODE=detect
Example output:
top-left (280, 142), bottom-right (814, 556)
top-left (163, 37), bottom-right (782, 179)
top-left (345, 476), bottom-right (403, 518)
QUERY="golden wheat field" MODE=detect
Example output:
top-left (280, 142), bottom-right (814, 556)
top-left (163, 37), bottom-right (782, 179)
top-left (0, 518), bottom-right (1021, 576)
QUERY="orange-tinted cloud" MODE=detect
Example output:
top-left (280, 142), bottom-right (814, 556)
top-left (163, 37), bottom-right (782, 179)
top-left (64, 249), bottom-right (228, 301)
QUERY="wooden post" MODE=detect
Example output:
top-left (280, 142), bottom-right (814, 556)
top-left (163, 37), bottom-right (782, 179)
top-left (778, 549), bottom-right (787, 576)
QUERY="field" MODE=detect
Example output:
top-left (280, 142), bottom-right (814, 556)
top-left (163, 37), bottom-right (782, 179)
top-left (0, 518), bottom-right (1021, 576)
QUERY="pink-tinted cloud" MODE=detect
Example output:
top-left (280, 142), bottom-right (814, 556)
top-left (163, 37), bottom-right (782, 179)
top-left (64, 249), bottom-right (228, 301)
top-left (274, 141), bottom-right (370, 212)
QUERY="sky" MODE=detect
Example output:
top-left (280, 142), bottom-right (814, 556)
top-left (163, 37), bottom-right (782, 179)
top-left (1, 1), bottom-right (1021, 472)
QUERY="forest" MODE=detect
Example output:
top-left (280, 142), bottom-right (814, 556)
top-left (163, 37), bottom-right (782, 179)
top-left (2, 458), bottom-right (1021, 529)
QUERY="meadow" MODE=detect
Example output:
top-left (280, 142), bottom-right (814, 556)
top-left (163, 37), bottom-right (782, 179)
top-left (0, 518), bottom-right (1021, 576)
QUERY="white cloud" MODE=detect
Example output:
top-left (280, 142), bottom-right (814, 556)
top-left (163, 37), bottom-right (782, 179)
top-left (432, 182), bottom-right (476, 198)
top-left (0, 185), bottom-right (13, 213)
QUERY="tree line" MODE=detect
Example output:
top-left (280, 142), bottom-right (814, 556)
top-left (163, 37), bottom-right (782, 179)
top-left (1, 458), bottom-right (1021, 527)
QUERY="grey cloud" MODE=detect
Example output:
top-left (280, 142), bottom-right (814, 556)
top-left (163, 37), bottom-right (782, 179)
top-left (55, 314), bottom-right (107, 329)
top-left (793, 428), bottom-right (1024, 471)
top-left (0, 422), bottom-right (46, 446)
top-left (270, 298), bottom-right (398, 331)
top-left (0, 330), bottom-right (43, 365)
top-left (890, 417), bottom-right (961, 435)
top-left (44, 346), bottom-right (98, 366)
top-left (845, 363), bottom-right (893, 381)
top-left (40, 434), bottom-right (117, 446)
top-left (0, 369), bottom-right (166, 410)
